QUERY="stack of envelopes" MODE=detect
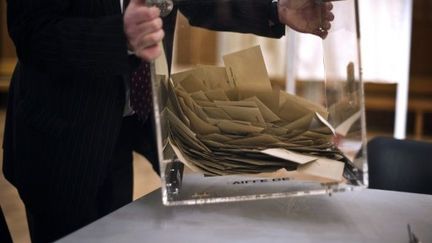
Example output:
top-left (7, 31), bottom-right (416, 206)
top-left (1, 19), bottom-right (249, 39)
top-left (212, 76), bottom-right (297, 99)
top-left (162, 46), bottom-right (347, 182)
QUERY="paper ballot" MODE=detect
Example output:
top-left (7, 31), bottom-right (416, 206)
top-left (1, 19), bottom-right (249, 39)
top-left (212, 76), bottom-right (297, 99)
top-left (163, 46), bottom-right (346, 183)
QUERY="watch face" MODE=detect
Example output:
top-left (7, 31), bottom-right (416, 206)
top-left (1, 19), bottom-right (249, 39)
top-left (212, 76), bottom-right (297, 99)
top-left (148, 0), bottom-right (174, 17)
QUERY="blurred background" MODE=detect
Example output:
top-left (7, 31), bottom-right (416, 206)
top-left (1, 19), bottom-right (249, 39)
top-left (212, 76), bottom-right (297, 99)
top-left (1, 0), bottom-right (431, 242)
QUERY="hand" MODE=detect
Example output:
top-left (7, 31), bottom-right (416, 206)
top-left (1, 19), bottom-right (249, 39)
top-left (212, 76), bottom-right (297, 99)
top-left (124, 0), bottom-right (165, 61)
top-left (277, 0), bottom-right (334, 39)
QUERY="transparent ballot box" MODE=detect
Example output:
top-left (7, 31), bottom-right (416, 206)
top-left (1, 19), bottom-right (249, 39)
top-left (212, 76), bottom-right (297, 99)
top-left (151, 0), bottom-right (367, 205)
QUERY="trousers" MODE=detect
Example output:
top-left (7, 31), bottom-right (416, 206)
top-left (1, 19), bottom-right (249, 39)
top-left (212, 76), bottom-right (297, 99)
top-left (25, 114), bottom-right (158, 243)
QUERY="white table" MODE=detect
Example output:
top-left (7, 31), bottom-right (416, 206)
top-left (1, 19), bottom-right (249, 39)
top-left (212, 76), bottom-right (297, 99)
top-left (58, 189), bottom-right (432, 243)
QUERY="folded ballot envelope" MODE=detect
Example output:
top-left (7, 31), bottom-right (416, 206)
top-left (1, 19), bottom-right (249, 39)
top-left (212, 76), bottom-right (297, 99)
top-left (163, 46), bottom-right (348, 183)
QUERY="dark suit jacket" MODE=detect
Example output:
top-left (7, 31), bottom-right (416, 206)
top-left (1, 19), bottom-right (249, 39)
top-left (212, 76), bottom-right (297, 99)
top-left (3, 0), bottom-right (284, 216)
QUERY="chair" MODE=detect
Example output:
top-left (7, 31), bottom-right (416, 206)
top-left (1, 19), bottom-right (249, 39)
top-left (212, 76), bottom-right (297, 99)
top-left (0, 206), bottom-right (13, 243)
top-left (367, 136), bottom-right (432, 195)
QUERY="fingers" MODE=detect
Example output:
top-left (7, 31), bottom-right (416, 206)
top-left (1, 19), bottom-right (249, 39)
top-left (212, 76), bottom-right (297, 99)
top-left (278, 0), bottom-right (335, 39)
top-left (324, 11), bottom-right (334, 21)
top-left (125, 6), bottom-right (160, 24)
top-left (135, 29), bottom-right (165, 53)
top-left (127, 25), bottom-right (164, 61)
top-left (318, 2), bottom-right (334, 39)
top-left (321, 21), bottom-right (331, 30)
top-left (313, 28), bottom-right (328, 39)
top-left (322, 3), bottom-right (334, 22)
top-left (124, 3), bottom-right (164, 61)
top-left (125, 17), bottom-right (163, 40)
top-left (136, 43), bottom-right (163, 61)
top-left (325, 2), bottom-right (333, 11)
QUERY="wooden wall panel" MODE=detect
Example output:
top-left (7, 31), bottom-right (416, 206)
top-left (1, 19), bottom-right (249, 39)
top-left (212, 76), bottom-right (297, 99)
top-left (1, 0), bottom-right (16, 58)
top-left (410, 0), bottom-right (432, 77)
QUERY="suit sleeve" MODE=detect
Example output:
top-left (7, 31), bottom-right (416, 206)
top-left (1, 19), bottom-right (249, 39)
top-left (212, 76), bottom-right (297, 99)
top-left (7, 0), bottom-right (129, 75)
top-left (178, 0), bottom-right (285, 38)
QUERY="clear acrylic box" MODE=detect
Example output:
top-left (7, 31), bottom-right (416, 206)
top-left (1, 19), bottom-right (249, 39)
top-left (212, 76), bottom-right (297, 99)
top-left (151, 0), bottom-right (367, 205)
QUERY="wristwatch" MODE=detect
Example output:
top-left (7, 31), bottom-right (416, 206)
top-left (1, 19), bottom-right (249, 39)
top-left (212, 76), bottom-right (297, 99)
top-left (147, 0), bottom-right (174, 17)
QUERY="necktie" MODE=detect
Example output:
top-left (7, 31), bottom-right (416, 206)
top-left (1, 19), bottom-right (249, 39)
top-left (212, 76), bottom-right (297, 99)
top-left (124, 0), bottom-right (153, 121)
top-left (130, 62), bottom-right (153, 121)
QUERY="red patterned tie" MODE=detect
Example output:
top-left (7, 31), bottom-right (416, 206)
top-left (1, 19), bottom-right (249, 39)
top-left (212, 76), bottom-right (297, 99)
top-left (130, 62), bottom-right (153, 121)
